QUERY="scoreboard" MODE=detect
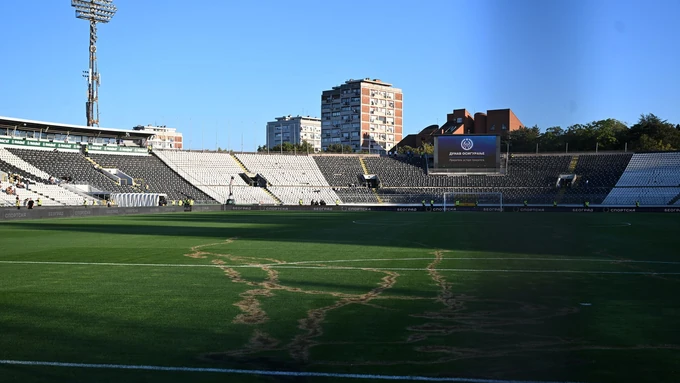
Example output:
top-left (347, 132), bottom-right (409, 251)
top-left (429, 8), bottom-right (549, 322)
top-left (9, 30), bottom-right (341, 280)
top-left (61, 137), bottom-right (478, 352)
top-left (434, 135), bottom-right (501, 170)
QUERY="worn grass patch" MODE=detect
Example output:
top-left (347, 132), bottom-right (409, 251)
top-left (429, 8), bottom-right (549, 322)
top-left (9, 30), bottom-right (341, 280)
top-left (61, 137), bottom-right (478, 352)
top-left (0, 211), bottom-right (679, 383)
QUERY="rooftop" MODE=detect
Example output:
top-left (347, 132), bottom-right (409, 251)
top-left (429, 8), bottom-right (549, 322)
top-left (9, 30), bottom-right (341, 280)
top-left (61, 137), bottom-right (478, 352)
top-left (272, 115), bottom-right (321, 122)
top-left (0, 115), bottom-right (154, 138)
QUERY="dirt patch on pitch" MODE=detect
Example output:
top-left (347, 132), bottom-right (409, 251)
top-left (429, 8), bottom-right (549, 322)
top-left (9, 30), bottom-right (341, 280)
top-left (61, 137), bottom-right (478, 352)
top-left (287, 270), bottom-right (399, 362)
top-left (184, 237), bottom-right (239, 259)
top-left (186, 241), bottom-right (604, 369)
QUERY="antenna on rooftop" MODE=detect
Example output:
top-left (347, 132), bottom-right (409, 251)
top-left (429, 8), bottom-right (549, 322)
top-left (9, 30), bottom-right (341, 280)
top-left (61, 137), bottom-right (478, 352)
top-left (72, 0), bottom-right (117, 127)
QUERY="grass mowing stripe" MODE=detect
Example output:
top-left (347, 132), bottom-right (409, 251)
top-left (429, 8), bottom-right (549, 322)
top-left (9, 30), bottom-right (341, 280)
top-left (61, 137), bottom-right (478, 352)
top-left (1, 260), bottom-right (679, 275)
top-left (280, 258), bottom-right (680, 266)
top-left (0, 359), bottom-right (587, 383)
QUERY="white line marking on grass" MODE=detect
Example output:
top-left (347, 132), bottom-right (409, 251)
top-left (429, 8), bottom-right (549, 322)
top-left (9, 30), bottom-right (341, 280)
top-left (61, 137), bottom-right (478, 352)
top-left (0, 359), bottom-right (587, 383)
top-left (261, 266), bottom-right (680, 275)
top-left (0, 260), bottom-right (218, 268)
top-left (279, 257), bottom-right (680, 266)
top-left (352, 220), bottom-right (633, 228)
top-left (0, 260), bottom-right (679, 275)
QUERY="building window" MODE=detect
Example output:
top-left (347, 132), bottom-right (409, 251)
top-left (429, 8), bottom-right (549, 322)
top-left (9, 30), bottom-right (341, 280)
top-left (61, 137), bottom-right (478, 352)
top-left (490, 125), bottom-right (495, 131)
top-left (501, 124), bottom-right (507, 130)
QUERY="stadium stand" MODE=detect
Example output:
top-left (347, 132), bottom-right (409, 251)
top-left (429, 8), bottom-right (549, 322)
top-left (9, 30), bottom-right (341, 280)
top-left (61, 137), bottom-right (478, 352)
top-left (560, 153), bottom-right (633, 204)
top-left (0, 147), bottom-right (52, 183)
top-left (613, 152), bottom-right (680, 187)
top-left (0, 192), bottom-right (16, 207)
top-left (333, 187), bottom-right (380, 204)
top-left (8, 148), bottom-right (134, 193)
top-left (363, 156), bottom-right (429, 187)
top-left (153, 150), bottom-right (276, 204)
top-left (601, 152), bottom-right (680, 205)
top-left (25, 184), bottom-right (89, 206)
top-left (363, 155), bottom-right (573, 189)
top-left (603, 187), bottom-right (680, 206)
top-left (236, 153), bottom-right (329, 186)
top-left (233, 154), bottom-right (340, 204)
top-left (88, 152), bottom-right (213, 202)
top-left (313, 156), bottom-right (365, 186)
top-left (573, 154), bottom-right (633, 188)
top-left (0, 178), bottom-right (92, 207)
top-left (155, 150), bottom-right (249, 186)
top-left (267, 186), bottom-right (340, 205)
top-left (1, 147), bottom-right (103, 206)
top-left (359, 155), bottom-right (572, 204)
top-left (6, 146), bottom-right (680, 207)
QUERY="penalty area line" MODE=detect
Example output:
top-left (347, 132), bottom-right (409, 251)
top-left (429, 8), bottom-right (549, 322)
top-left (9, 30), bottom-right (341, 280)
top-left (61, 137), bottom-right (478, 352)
top-left (0, 359), bottom-right (587, 383)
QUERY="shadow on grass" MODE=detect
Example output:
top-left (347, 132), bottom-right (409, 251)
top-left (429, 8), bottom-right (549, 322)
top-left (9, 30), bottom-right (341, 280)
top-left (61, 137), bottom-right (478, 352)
top-left (1, 210), bottom-right (671, 260)
top-left (2, 269), bottom-right (678, 383)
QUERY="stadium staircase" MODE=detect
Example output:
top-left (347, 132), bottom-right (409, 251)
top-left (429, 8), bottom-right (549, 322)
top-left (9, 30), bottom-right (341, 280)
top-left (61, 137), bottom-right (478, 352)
top-left (555, 155), bottom-right (580, 204)
top-left (231, 153), bottom-right (250, 172)
top-left (568, 155), bottom-right (580, 173)
top-left (84, 155), bottom-right (143, 192)
top-left (263, 187), bottom-right (283, 204)
top-left (359, 157), bottom-right (370, 174)
top-left (358, 157), bottom-right (383, 203)
top-left (668, 191), bottom-right (680, 205)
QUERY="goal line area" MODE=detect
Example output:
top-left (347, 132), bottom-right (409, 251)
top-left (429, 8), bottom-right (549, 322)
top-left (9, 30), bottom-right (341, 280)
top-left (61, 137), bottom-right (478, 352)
top-left (443, 192), bottom-right (503, 211)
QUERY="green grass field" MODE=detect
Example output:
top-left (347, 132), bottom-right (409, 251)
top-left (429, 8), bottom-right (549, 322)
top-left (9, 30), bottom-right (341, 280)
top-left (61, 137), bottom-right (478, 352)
top-left (1, 211), bottom-right (679, 383)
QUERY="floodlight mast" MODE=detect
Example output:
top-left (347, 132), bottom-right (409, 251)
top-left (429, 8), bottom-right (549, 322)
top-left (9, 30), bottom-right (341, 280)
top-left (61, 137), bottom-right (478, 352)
top-left (72, 0), bottom-right (117, 127)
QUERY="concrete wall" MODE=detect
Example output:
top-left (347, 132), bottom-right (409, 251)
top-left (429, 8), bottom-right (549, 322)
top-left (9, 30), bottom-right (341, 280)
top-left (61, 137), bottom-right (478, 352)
top-left (0, 204), bottom-right (223, 221)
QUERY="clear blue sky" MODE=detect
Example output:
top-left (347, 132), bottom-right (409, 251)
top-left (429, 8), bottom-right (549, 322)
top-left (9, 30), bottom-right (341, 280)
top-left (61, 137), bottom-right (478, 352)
top-left (0, 0), bottom-right (678, 150)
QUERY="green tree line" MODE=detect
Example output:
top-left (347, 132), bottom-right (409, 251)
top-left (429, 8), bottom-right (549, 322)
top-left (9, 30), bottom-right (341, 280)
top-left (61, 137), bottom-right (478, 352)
top-left (255, 114), bottom-right (679, 154)
top-left (393, 143), bottom-right (434, 155)
top-left (257, 141), bottom-right (354, 153)
top-left (506, 114), bottom-right (680, 152)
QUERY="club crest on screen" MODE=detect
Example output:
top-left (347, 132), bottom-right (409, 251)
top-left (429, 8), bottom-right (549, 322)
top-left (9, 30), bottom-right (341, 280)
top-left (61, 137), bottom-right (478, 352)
top-left (461, 138), bottom-right (474, 151)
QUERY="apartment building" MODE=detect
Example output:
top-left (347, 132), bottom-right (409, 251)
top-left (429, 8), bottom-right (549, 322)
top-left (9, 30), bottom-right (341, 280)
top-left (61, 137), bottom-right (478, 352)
top-left (133, 125), bottom-right (183, 149)
top-left (266, 115), bottom-right (322, 152)
top-left (321, 78), bottom-right (403, 152)
top-left (396, 108), bottom-right (524, 150)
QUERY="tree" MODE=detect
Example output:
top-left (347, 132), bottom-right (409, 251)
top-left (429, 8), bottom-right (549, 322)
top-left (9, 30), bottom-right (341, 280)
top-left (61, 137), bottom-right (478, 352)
top-left (508, 125), bottom-right (540, 152)
top-left (490, 113), bottom-right (677, 153)
top-left (629, 114), bottom-right (680, 151)
top-left (591, 118), bottom-right (628, 150)
top-left (539, 126), bottom-right (565, 152)
top-left (269, 142), bottom-right (296, 153)
top-left (297, 140), bottom-right (315, 153)
top-left (637, 134), bottom-right (674, 151)
top-left (325, 144), bottom-right (353, 153)
top-left (420, 143), bottom-right (434, 155)
top-left (396, 145), bottom-right (414, 155)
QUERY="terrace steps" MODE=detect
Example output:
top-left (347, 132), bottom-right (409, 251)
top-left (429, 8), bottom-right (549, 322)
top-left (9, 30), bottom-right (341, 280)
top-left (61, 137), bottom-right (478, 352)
top-left (263, 187), bottom-right (283, 205)
top-left (231, 154), bottom-right (250, 173)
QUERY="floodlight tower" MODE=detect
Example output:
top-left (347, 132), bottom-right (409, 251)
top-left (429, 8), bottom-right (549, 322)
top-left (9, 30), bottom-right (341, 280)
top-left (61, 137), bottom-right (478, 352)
top-left (72, 0), bottom-right (117, 127)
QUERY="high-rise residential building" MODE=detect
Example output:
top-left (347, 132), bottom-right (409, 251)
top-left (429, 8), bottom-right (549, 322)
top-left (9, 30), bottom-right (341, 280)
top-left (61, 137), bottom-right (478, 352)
top-left (321, 78), bottom-right (403, 152)
top-left (266, 115), bottom-right (322, 152)
top-left (133, 125), bottom-right (183, 149)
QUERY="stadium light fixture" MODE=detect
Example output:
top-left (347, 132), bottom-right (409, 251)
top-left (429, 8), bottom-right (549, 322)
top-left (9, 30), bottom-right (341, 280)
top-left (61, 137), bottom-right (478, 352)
top-left (71, 0), bottom-right (117, 127)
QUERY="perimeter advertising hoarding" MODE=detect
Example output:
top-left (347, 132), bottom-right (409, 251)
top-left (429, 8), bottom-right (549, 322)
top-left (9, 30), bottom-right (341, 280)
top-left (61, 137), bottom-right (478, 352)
top-left (434, 135), bottom-right (501, 169)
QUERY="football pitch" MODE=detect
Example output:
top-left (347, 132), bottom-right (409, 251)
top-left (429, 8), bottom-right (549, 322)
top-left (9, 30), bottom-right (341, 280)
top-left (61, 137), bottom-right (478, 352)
top-left (1, 211), bottom-right (679, 383)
